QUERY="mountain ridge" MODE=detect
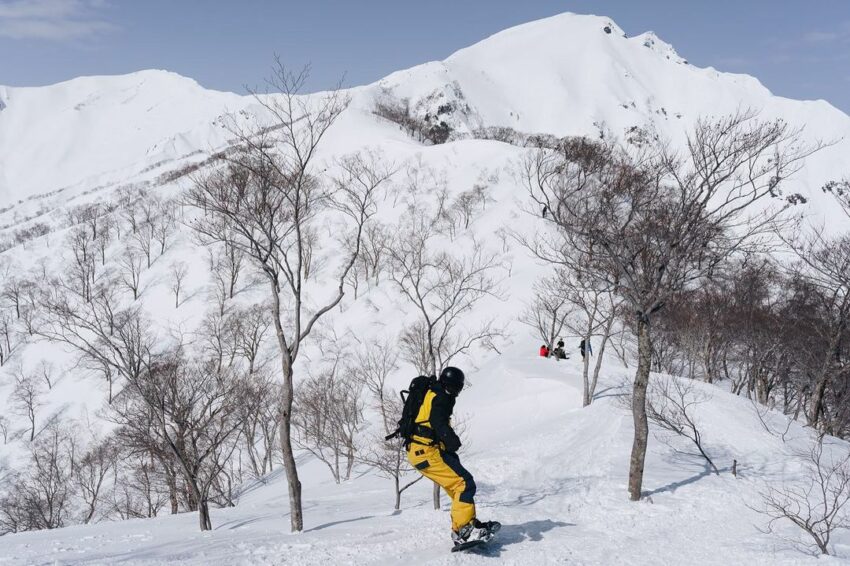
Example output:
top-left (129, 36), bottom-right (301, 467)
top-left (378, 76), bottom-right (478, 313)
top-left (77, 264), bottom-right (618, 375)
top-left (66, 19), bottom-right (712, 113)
top-left (0, 12), bottom-right (848, 209)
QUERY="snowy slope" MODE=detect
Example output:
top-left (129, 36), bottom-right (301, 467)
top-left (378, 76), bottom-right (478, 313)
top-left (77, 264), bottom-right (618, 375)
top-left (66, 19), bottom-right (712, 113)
top-left (0, 70), bottom-right (250, 204)
top-left (0, 348), bottom-right (846, 565)
top-left (0, 11), bottom-right (850, 565)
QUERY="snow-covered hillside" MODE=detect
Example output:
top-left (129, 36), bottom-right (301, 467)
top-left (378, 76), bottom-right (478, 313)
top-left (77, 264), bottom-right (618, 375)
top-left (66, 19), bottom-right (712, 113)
top-left (0, 11), bottom-right (849, 565)
top-left (1, 14), bottom-right (848, 217)
top-left (1, 351), bottom-right (847, 565)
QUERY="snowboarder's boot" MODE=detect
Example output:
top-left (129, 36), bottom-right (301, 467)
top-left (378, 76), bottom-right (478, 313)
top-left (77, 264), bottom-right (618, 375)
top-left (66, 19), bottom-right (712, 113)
top-left (472, 519), bottom-right (501, 541)
top-left (451, 522), bottom-right (475, 546)
top-left (452, 519), bottom-right (501, 547)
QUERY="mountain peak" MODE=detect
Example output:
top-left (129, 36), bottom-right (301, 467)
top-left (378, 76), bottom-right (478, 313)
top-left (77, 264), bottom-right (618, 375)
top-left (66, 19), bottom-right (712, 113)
top-left (444, 12), bottom-right (690, 74)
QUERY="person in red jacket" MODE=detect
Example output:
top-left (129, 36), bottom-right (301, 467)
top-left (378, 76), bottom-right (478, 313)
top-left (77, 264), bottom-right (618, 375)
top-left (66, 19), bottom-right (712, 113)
top-left (539, 344), bottom-right (550, 357)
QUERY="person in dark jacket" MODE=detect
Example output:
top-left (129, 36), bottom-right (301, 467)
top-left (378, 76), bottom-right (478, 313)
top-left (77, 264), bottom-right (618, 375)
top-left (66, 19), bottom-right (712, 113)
top-left (406, 367), bottom-right (496, 546)
top-left (552, 338), bottom-right (567, 360)
top-left (580, 338), bottom-right (592, 360)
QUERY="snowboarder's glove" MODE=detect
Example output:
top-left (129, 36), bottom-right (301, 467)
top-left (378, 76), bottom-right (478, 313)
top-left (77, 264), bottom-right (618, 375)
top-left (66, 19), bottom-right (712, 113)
top-left (442, 437), bottom-right (461, 453)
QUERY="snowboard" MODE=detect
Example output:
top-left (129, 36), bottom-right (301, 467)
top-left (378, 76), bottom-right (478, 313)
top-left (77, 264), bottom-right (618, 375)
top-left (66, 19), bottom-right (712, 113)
top-left (450, 522), bottom-right (501, 553)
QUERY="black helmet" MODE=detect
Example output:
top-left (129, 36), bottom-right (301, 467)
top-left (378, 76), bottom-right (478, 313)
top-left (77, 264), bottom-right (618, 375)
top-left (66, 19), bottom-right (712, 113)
top-left (439, 366), bottom-right (465, 396)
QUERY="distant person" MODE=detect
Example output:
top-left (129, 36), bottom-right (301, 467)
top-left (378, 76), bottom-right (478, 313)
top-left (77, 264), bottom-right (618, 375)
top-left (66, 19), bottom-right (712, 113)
top-left (541, 204), bottom-right (548, 218)
top-left (552, 338), bottom-right (567, 360)
top-left (539, 344), bottom-right (550, 358)
top-left (580, 339), bottom-right (592, 361)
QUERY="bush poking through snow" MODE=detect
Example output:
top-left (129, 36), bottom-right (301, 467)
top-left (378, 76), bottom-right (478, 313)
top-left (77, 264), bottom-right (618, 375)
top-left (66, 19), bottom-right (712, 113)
top-left (755, 438), bottom-right (850, 555)
top-left (646, 377), bottom-right (719, 474)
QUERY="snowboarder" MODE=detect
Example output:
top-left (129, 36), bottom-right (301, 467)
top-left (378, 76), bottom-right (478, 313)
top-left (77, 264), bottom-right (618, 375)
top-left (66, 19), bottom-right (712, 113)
top-left (539, 344), bottom-right (550, 357)
top-left (405, 367), bottom-right (499, 548)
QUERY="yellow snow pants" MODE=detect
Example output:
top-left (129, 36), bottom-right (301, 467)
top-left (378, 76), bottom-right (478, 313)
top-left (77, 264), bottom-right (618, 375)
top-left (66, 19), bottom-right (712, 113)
top-left (407, 443), bottom-right (476, 531)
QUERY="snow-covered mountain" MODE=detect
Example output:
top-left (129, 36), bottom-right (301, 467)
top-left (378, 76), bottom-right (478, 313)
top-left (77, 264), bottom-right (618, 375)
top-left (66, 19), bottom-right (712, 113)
top-left (1, 13), bottom-right (847, 216)
top-left (0, 12), bottom-right (849, 565)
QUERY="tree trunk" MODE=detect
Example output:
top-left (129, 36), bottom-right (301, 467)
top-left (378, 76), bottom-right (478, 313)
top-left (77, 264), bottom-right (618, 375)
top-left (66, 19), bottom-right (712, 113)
top-left (394, 475), bottom-right (401, 511)
top-left (807, 325), bottom-right (844, 428)
top-left (433, 481), bottom-right (440, 510)
top-left (198, 499), bottom-right (212, 531)
top-left (269, 276), bottom-right (304, 532)
top-left (588, 314), bottom-right (615, 405)
top-left (165, 463), bottom-right (179, 515)
top-left (279, 367), bottom-right (303, 531)
top-left (628, 315), bottom-right (652, 501)
top-left (581, 333), bottom-right (592, 407)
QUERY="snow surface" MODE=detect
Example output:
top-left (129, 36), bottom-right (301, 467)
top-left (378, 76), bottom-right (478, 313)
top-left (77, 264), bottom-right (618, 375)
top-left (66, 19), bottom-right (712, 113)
top-left (1, 349), bottom-right (846, 565)
top-left (1, 11), bottom-right (850, 565)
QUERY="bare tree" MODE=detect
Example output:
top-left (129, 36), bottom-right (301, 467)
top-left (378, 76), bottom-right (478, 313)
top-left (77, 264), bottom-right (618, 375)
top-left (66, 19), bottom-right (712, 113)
top-left (120, 196), bottom-right (141, 236)
top-left (388, 205), bottom-right (503, 376)
top-left (360, 222), bottom-right (391, 285)
top-left (66, 226), bottom-right (98, 302)
top-left (519, 272), bottom-right (572, 353)
top-left (0, 415), bottom-right (10, 444)
top-left (206, 239), bottom-right (245, 304)
top-left (354, 340), bottom-right (424, 509)
top-left (109, 454), bottom-right (170, 520)
top-left (523, 113), bottom-right (818, 501)
top-left (132, 197), bottom-right (158, 268)
top-left (37, 282), bottom-right (156, 406)
top-left (777, 190), bottom-right (850, 431)
top-left (95, 214), bottom-right (115, 266)
top-left (2, 274), bottom-right (28, 319)
top-left (197, 308), bottom-right (238, 374)
top-left (19, 274), bottom-right (42, 336)
top-left (151, 198), bottom-right (177, 254)
top-left (559, 266), bottom-right (621, 406)
top-left (111, 354), bottom-right (247, 531)
top-left (755, 438), bottom-right (850, 555)
top-left (0, 424), bottom-right (75, 533)
top-left (80, 203), bottom-right (101, 239)
top-left (239, 370), bottom-right (280, 478)
top-left (0, 309), bottom-right (19, 366)
top-left (74, 436), bottom-right (119, 524)
top-left (646, 377), bottom-right (719, 474)
top-left (292, 359), bottom-right (365, 483)
top-left (186, 63), bottom-right (392, 532)
top-left (231, 304), bottom-right (272, 375)
top-left (36, 360), bottom-right (55, 390)
top-left (452, 184), bottom-right (490, 229)
top-left (12, 368), bottom-right (44, 441)
top-left (169, 261), bottom-right (189, 308)
top-left (118, 250), bottom-right (144, 300)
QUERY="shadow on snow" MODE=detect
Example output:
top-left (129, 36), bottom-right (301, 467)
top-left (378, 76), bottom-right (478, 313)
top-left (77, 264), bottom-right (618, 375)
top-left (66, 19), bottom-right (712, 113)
top-left (474, 520), bottom-right (574, 557)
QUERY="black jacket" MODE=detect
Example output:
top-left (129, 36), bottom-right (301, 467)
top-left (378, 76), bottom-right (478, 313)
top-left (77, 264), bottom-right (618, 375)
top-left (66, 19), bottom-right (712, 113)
top-left (428, 384), bottom-right (462, 452)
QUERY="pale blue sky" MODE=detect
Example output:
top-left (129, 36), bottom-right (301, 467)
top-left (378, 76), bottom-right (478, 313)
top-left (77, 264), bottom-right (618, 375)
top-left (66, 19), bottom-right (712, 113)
top-left (2, 0), bottom-right (849, 112)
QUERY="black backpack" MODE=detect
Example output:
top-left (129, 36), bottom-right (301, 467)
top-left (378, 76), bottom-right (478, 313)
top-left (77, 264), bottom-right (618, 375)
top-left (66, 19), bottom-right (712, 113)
top-left (385, 375), bottom-right (436, 446)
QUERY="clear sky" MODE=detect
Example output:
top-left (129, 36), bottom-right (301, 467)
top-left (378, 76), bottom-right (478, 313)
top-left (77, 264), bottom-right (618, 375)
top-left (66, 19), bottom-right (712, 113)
top-left (2, 0), bottom-right (849, 113)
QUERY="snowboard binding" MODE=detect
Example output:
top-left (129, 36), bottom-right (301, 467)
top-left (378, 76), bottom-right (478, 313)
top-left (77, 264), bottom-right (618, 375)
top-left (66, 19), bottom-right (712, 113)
top-left (451, 519), bottom-right (501, 552)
